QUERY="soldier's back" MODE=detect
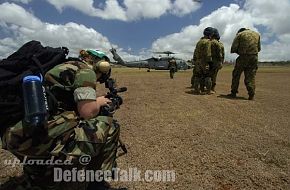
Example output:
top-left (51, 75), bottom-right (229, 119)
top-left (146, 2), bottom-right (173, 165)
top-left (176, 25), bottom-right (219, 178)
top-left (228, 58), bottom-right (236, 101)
top-left (237, 30), bottom-right (260, 55)
top-left (46, 60), bottom-right (96, 89)
top-left (194, 38), bottom-right (211, 63)
top-left (211, 39), bottom-right (224, 63)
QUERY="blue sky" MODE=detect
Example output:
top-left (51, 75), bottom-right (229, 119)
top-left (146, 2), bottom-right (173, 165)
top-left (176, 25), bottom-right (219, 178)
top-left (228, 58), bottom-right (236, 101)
top-left (24, 0), bottom-right (236, 52)
top-left (1, 0), bottom-right (290, 61)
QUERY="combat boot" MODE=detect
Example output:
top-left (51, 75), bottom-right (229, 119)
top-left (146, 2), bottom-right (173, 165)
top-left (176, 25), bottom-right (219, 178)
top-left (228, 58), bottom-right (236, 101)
top-left (207, 90), bottom-right (215, 95)
top-left (192, 89), bottom-right (200, 95)
top-left (226, 93), bottom-right (236, 98)
top-left (248, 94), bottom-right (254, 100)
top-left (211, 86), bottom-right (216, 93)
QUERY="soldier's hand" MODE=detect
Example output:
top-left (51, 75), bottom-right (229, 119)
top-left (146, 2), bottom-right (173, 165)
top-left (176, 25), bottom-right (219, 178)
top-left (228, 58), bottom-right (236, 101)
top-left (97, 96), bottom-right (112, 107)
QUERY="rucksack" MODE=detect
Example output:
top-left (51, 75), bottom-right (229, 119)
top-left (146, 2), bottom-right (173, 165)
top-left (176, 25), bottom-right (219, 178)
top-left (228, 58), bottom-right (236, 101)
top-left (0, 40), bottom-right (68, 136)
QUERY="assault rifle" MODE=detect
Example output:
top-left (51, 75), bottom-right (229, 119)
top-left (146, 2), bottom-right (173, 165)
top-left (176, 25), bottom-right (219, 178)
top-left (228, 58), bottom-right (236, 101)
top-left (99, 78), bottom-right (128, 155)
top-left (99, 78), bottom-right (127, 116)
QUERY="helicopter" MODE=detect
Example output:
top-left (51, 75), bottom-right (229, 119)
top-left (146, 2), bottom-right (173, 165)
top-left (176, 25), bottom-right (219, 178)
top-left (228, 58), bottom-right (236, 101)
top-left (110, 48), bottom-right (191, 72)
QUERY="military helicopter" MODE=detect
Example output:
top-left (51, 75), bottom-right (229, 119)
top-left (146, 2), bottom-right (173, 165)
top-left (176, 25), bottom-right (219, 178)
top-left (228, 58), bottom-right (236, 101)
top-left (110, 48), bottom-right (191, 72)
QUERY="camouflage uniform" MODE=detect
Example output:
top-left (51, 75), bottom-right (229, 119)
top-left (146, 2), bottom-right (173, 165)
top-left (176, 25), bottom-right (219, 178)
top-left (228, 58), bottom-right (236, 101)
top-left (190, 64), bottom-right (196, 87)
top-left (168, 58), bottom-right (177, 79)
top-left (192, 37), bottom-right (212, 94)
top-left (230, 29), bottom-right (261, 98)
top-left (210, 39), bottom-right (224, 91)
top-left (1, 60), bottom-right (120, 190)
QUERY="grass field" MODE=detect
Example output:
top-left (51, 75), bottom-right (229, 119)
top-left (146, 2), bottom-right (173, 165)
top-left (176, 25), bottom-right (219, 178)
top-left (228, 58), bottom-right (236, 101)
top-left (1, 66), bottom-right (290, 190)
top-left (110, 66), bottom-right (290, 190)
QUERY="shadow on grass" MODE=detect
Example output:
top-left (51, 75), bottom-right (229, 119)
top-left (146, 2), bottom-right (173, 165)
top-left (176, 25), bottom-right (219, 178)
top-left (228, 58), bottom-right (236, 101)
top-left (185, 90), bottom-right (196, 95)
top-left (218, 94), bottom-right (248, 100)
top-left (185, 90), bottom-right (208, 96)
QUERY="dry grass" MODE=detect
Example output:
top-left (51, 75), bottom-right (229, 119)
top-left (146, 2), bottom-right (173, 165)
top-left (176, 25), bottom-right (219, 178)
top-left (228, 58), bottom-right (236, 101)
top-left (111, 67), bottom-right (290, 190)
top-left (1, 66), bottom-right (290, 190)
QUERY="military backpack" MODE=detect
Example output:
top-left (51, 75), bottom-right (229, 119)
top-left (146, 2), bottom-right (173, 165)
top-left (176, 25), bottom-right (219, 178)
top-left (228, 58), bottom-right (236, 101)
top-left (0, 40), bottom-right (68, 136)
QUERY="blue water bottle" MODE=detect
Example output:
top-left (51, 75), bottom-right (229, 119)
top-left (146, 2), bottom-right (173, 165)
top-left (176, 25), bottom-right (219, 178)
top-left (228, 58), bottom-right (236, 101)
top-left (22, 75), bottom-right (47, 130)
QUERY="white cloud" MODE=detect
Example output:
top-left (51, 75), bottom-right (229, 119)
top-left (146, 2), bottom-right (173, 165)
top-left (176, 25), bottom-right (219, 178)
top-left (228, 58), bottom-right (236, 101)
top-left (0, 2), bottom-right (42, 29)
top-left (244, 0), bottom-right (290, 35)
top-left (261, 41), bottom-right (290, 61)
top-left (151, 0), bottom-right (290, 61)
top-left (45, 0), bottom-right (201, 21)
top-left (124, 0), bottom-right (171, 20)
top-left (152, 4), bottom-right (255, 61)
top-left (171, 0), bottom-right (201, 16)
top-left (1, 1), bottom-right (290, 62)
top-left (45, 0), bottom-right (127, 21)
top-left (0, 3), bottom-right (119, 59)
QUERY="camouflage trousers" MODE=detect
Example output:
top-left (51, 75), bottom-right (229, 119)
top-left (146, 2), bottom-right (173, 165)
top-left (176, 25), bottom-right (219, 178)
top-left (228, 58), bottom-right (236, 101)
top-left (191, 66), bottom-right (207, 89)
top-left (192, 63), bottom-right (213, 93)
top-left (191, 67), bottom-right (196, 87)
top-left (1, 111), bottom-right (120, 190)
top-left (231, 55), bottom-right (258, 96)
top-left (210, 62), bottom-right (222, 91)
top-left (169, 67), bottom-right (176, 79)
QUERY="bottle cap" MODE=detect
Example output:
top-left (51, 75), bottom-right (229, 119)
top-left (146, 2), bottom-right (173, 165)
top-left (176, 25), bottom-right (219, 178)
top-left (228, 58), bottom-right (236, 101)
top-left (23, 75), bottom-right (41, 82)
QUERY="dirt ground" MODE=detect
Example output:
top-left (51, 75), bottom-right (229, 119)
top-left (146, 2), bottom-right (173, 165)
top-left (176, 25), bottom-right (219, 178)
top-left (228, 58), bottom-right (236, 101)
top-left (1, 66), bottom-right (290, 190)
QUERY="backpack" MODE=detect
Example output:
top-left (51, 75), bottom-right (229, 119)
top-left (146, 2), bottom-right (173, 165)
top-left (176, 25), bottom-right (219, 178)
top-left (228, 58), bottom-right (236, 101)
top-left (0, 40), bottom-right (68, 136)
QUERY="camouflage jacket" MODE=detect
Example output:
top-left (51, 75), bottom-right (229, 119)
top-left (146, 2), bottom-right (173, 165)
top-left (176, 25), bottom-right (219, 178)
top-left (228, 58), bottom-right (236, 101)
top-left (45, 60), bottom-right (97, 110)
top-left (193, 37), bottom-right (212, 64)
top-left (231, 29), bottom-right (261, 55)
top-left (3, 60), bottom-right (114, 159)
top-left (168, 59), bottom-right (177, 69)
top-left (211, 39), bottom-right (225, 64)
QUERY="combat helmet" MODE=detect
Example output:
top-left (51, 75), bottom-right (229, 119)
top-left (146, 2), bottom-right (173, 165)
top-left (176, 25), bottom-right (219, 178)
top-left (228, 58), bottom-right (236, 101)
top-left (86, 49), bottom-right (110, 62)
top-left (212, 28), bottom-right (220, 40)
top-left (203, 27), bottom-right (214, 37)
top-left (237, 28), bottom-right (247, 34)
top-left (85, 49), bottom-right (111, 83)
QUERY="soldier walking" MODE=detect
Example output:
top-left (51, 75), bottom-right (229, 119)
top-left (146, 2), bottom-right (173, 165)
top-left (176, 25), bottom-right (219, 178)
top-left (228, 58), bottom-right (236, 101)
top-left (168, 57), bottom-right (177, 79)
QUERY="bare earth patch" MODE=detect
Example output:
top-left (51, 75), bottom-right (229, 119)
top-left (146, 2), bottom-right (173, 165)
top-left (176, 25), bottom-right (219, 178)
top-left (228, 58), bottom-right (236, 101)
top-left (1, 66), bottom-right (290, 190)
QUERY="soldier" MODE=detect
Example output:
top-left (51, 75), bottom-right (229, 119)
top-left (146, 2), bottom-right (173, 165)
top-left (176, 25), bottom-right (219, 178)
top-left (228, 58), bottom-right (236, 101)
top-left (227, 28), bottom-right (261, 100)
top-left (168, 57), bottom-right (177, 79)
top-left (210, 28), bottom-right (225, 92)
top-left (192, 27), bottom-right (213, 94)
top-left (1, 49), bottom-right (120, 190)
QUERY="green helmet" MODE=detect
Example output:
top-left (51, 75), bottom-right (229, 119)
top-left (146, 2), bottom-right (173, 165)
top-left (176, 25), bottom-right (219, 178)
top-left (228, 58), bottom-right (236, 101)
top-left (86, 49), bottom-right (109, 61)
top-left (203, 27), bottom-right (214, 37)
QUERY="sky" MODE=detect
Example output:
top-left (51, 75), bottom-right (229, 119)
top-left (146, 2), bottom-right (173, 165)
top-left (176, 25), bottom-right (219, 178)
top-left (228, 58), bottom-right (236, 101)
top-left (0, 0), bottom-right (290, 62)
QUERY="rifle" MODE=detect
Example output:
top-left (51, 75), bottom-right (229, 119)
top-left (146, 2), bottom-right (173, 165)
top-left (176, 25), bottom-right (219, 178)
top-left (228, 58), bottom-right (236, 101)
top-left (99, 78), bottom-right (127, 116)
top-left (99, 78), bottom-right (128, 156)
